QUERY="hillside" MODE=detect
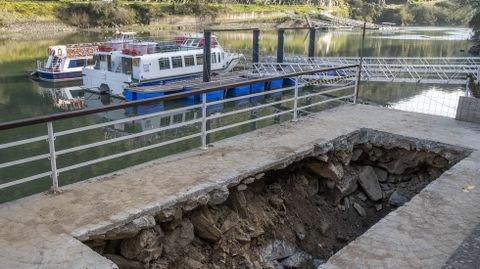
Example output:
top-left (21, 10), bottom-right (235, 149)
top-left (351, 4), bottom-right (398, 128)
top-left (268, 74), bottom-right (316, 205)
top-left (0, 0), bottom-right (475, 30)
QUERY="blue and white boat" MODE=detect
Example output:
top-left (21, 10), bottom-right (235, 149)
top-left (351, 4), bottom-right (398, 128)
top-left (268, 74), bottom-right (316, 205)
top-left (82, 33), bottom-right (243, 96)
top-left (32, 32), bottom-right (136, 82)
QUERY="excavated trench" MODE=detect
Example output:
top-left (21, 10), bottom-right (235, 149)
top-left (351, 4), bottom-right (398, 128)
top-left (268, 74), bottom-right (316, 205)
top-left (84, 129), bottom-right (470, 269)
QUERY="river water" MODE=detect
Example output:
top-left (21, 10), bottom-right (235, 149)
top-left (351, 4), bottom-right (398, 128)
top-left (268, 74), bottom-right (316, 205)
top-left (0, 27), bottom-right (473, 202)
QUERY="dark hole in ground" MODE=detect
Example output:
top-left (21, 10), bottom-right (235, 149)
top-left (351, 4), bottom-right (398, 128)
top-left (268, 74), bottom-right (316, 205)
top-left (83, 129), bottom-right (470, 269)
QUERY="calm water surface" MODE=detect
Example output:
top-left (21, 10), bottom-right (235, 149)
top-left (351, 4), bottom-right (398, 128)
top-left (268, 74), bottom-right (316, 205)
top-left (0, 27), bottom-right (473, 202)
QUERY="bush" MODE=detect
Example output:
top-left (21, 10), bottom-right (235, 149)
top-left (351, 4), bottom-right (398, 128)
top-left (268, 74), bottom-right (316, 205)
top-left (60, 2), bottom-right (135, 28)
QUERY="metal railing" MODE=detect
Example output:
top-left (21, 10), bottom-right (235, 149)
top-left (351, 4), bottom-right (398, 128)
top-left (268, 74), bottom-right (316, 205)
top-left (0, 65), bottom-right (358, 197)
top-left (262, 56), bottom-right (480, 85)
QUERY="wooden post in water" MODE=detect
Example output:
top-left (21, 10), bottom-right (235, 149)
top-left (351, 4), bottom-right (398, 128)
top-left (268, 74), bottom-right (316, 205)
top-left (203, 30), bottom-right (212, 82)
top-left (253, 29), bottom-right (260, 63)
top-left (277, 29), bottom-right (285, 63)
top-left (354, 22), bottom-right (366, 104)
top-left (308, 27), bottom-right (316, 58)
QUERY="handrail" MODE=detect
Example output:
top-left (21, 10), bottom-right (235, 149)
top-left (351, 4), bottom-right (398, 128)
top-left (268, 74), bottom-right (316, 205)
top-left (0, 65), bottom-right (357, 131)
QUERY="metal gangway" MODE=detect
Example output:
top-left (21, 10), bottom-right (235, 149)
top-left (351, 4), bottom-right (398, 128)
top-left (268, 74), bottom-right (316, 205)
top-left (257, 57), bottom-right (480, 85)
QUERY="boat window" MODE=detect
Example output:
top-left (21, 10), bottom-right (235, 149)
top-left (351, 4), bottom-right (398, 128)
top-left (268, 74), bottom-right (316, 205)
top-left (172, 56), bottom-right (183, 68)
top-left (211, 53), bottom-right (217, 64)
top-left (184, 55), bottom-right (195, 67)
top-left (99, 55), bottom-right (107, 61)
top-left (158, 57), bottom-right (170, 70)
top-left (196, 54), bottom-right (203, 65)
top-left (192, 40), bottom-right (199, 47)
top-left (217, 53), bottom-right (221, 63)
top-left (132, 58), bottom-right (140, 67)
top-left (221, 52), bottom-right (225, 60)
top-left (122, 57), bottom-right (133, 75)
top-left (68, 59), bottom-right (87, 68)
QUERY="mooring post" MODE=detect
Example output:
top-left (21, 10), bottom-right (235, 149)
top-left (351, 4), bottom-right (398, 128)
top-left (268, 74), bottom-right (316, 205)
top-left (201, 93), bottom-right (207, 149)
top-left (293, 77), bottom-right (299, 122)
top-left (203, 31), bottom-right (212, 82)
top-left (277, 29), bottom-right (285, 63)
top-left (354, 22), bottom-right (366, 104)
top-left (253, 29), bottom-right (260, 63)
top-left (47, 121), bottom-right (59, 193)
top-left (308, 27), bottom-right (316, 59)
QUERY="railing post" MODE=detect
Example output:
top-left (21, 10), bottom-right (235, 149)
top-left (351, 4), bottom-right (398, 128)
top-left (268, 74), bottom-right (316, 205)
top-left (253, 29), bottom-right (260, 63)
top-left (293, 77), bottom-right (299, 121)
top-left (354, 64), bottom-right (361, 104)
top-left (47, 121), bottom-right (59, 193)
top-left (201, 93), bottom-right (207, 150)
top-left (277, 29), bottom-right (285, 63)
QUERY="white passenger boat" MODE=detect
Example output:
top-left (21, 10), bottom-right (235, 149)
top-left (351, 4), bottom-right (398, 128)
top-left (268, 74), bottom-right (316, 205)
top-left (32, 32), bottom-right (136, 82)
top-left (82, 33), bottom-right (243, 96)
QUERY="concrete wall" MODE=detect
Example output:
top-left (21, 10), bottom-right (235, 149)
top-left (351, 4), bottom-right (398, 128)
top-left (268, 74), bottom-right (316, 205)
top-left (455, 96), bottom-right (480, 123)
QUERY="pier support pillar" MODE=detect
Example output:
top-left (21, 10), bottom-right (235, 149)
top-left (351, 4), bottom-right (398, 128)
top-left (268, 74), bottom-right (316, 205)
top-left (253, 30), bottom-right (260, 63)
top-left (203, 31), bottom-right (212, 82)
top-left (277, 29), bottom-right (284, 63)
top-left (308, 28), bottom-right (316, 58)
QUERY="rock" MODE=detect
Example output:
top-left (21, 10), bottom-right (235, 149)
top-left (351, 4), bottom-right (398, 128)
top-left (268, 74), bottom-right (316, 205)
top-left (208, 187), bottom-right (230, 205)
top-left (261, 240), bottom-right (297, 261)
top-left (228, 190), bottom-right (249, 218)
top-left (353, 202), bottom-right (366, 217)
top-left (375, 203), bottom-right (383, 211)
top-left (190, 207), bottom-right (222, 243)
top-left (373, 167), bottom-right (388, 183)
top-left (320, 222), bottom-right (330, 235)
top-left (243, 177), bottom-right (255, 184)
top-left (316, 154), bottom-right (329, 162)
top-left (357, 192), bottom-right (367, 201)
top-left (326, 180), bottom-right (335, 189)
top-left (293, 223), bottom-right (306, 241)
top-left (255, 173), bottom-right (265, 179)
top-left (388, 191), bottom-right (409, 207)
top-left (163, 219), bottom-right (195, 255)
top-left (104, 254), bottom-right (142, 269)
top-left (155, 207), bottom-right (179, 223)
top-left (234, 227), bottom-right (252, 244)
top-left (221, 211), bottom-right (240, 233)
top-left (351, 148), bottom-right (363, 161)
top-left (343, 197), bottom-right (351, 209)
top-left (119, 229), bottom-right (161, 262)
top-left (306, 161), bottom-right (344, 181)
top-left (280, 251), bottom-right (313, 268)
top-left (180, 257), bottom-right (204, 269)
top-left (358, 166), bottom-right (383, 201)
top-left (237, 184), bottom-right (248, 191)
top-left (268, 196), bottom-right (286, 211)
top-left (100, 215), bottom-right (156, 240)
top-left (313, 259), bottom-right (326, 267)
top-left (324, 170), bottom-right (358, 205)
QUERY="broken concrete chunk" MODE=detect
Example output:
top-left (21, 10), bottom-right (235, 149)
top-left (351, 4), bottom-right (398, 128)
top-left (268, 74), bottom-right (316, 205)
top-left (255, 173), bottom-right (265, 180)
top-left (120, 229), bottom-right (160, 261)
top-left (208, 187), bottom-right (230, 205)
top-left (261, 240), bottom-right (297, 261)
top-left (353, 202), bottom-right (366, 217)
top-left (280, 251), bottom-right (314, 268)
top-left (243, 177), bottom-right (255, 184)
top-left (190, 207), bottom-right (222, 243)
top-left (306, 161), bottom-right (344, 181)
top-left (358, 166), bottom-right (383, 201)
top-left (102, 215), bottom-right (156, 241)
top-left (388, 190), bottom-right (409, 207)
top-left (375, 203), bottom-right (383, 211)
top-left (237, 184), bottom-right (248, 191)
top-left (162, 219), bottom-right (195, 255)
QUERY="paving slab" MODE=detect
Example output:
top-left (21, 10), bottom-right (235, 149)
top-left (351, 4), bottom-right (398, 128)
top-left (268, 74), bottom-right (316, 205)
top-left (0, 104), bottom-right (480, 268)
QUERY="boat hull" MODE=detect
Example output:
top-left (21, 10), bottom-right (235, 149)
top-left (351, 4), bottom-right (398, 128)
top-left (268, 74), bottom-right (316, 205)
top-left (37, 70), bottom-right (83, 82)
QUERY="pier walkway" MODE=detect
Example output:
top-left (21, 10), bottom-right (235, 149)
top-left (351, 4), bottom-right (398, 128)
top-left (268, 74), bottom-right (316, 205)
top-left (0, 104), bottom-right (480, 268)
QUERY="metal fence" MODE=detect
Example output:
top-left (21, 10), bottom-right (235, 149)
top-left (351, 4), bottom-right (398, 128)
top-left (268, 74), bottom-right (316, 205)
top-left (0, 65), bottom-right (358, 198)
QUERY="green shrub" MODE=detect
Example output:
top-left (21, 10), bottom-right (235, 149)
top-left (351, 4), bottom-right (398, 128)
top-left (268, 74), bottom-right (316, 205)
top-left (59, 2), bottom-right (135, 28)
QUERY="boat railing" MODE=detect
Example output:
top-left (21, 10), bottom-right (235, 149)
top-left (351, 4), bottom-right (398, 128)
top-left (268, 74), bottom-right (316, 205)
top-left (0, 64), bottom-right (359, 201)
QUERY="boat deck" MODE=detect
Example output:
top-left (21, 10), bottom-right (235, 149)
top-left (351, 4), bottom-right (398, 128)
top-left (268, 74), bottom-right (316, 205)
top-left (128, 71), bottom-right (266, 94)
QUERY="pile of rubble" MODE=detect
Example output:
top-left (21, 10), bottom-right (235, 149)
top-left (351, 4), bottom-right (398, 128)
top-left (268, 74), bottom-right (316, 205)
top-left (84, 130), bottom-right (469, 269)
